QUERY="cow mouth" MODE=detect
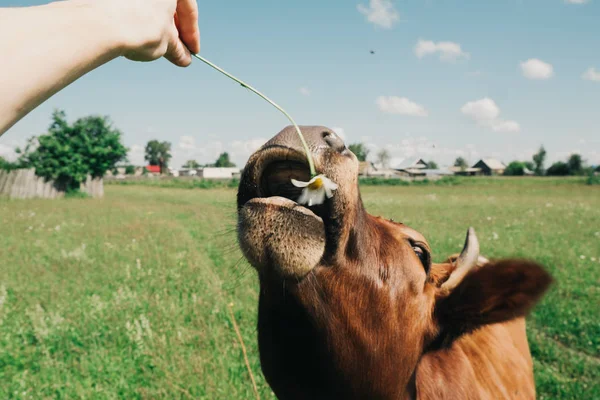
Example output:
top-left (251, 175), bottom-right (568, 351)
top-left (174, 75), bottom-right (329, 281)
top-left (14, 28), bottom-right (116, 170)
top-left (238, 146), bottom-right (332, 222)
top-left (237, 148), bottom-right (332, 279)
top-left (257, 160), bottom-right (329, 219)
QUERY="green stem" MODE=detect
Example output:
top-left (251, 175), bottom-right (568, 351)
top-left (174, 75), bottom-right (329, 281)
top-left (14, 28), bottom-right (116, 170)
top-left (191, 54), bottom-right (317, 177)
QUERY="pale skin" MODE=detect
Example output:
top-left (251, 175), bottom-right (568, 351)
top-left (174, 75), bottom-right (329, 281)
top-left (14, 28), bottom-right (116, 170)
top-left (0, 0), bottom-right (201, 136)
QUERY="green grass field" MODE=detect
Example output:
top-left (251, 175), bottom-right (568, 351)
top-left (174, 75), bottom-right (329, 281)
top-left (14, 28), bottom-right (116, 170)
top-left (1, 179), bottom-right (598, 399)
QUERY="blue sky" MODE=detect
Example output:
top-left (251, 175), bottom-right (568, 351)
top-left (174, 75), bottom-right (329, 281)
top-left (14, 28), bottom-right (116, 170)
top-left (1, 0), bottom-right (599, 168)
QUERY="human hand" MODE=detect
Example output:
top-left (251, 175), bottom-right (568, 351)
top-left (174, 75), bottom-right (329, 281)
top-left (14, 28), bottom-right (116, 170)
top-left (102, 0), bottom-right (201, 67)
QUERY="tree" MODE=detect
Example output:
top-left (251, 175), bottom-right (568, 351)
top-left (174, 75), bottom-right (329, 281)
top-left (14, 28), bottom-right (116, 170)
top-left (17, 110), bottom-right (127, 190)
top-left (125, 165), bottom-right (136, 175)
top-left (348, 143), bottom-right (370, 162)
top-left (567, 154), bottom-right (584, 175)
top-left (428, 160), bottom-right (439, 170)
top-left (523, 161), bottom-right (534, 171)
top-left (532, 146), bottom-right (546, 176)
top-left (0, 156), bottom-right (17, 171)
top-left (214, 152), bottom-right (236, 168)
top-left (546, 161), bottom-right (570, 176)
top-left (376, 149), bottom-right (391, 168)
top-left (454, 157), bottom-right (468, 169)
top-left (183, 160), bottom-right (201, 169)
top-left (145, 140), bottom-right (172, 174)
top-left (504, 161), bottom-right (525, 176)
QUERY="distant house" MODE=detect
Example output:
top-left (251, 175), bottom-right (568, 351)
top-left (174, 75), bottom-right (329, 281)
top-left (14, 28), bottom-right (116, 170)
top-left (198, 167), bottom-right (240, 179)
top-left (358, 161), bottom-right (375, 176)
top-left (358, 161), bottom-right (397, 178)
top-left (472, 159), bottom-right (506, 176)
top-left (178, 167), bottom-right (239, 179)
top-left (145, 165), bottom-right (161, 175)
top-left (394, 159), bottom-right (429, 178)
top-left (421, 169), bottom-right (455, 178)
top-left (179, 168), bottom-right (197, 177)
top-left (449, 166), bottom-right (483, 176)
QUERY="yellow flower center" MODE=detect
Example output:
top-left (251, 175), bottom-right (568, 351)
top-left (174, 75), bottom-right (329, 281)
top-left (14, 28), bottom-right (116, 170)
top-left (308, 177), bottom-right (323, 190)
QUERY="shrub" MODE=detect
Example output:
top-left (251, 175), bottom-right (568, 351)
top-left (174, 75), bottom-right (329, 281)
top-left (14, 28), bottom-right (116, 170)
top-left (586, 173), bottom-right (600, 186)
top-left (0, 156), bottom-right (17, 171)
top-left (546, 162), bottom-right (571, 176)
top-left (504, 161), bottom-right (526, 176)
top-left (65, 189), bottom-right (90, 199)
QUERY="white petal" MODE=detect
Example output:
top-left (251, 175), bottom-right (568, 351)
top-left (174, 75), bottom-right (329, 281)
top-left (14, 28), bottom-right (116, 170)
top-left (324, 186), bottom-right (333, 198)
top-left (311, 191), bottom-right (322, 206)
top-left (307, 192), bottom-right (316, 206)
top-left (293, 174), bottom-right (337, 205)
top-left (297, 190), bottom-right (310, 205)
top-left (316, 189), bottom-right (326, 204)
top-left (291, 179), bottom-right (309, 188)
top-left (326, 180), bottom-right (338, 191)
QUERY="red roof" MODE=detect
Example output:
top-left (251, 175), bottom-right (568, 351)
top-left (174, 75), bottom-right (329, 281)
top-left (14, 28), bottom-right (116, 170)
top-left (145, 165), bottom-right (161, 173)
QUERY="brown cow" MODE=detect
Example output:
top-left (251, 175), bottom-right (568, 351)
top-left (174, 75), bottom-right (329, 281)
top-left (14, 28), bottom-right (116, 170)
top-left (237, 126), bottom-right (552, 400)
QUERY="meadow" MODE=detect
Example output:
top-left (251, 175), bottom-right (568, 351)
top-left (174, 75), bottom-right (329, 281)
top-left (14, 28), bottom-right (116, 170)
top-left (0, 178), bottom-right (598, 399)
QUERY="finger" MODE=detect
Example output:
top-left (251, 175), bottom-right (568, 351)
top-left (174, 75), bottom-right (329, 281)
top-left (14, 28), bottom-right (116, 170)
top-left (164, 25), bottom-right (192, 67)
top-left (176, 0), bottom-right (200, 54)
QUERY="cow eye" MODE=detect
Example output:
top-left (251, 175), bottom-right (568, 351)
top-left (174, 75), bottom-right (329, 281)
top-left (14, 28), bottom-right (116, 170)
top-left (412, 244), bottom-right (431, 274)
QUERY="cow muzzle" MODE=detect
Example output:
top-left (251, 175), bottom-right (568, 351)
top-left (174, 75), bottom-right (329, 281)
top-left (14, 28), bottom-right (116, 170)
top-left (237, 126), bottom-right (356, 279)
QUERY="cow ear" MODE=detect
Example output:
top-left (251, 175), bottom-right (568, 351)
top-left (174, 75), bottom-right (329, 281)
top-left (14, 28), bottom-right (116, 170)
top-left (432, 258), bottom-right (552, 349)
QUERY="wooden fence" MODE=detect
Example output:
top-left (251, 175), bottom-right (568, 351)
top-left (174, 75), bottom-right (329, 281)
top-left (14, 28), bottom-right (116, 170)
top-left (0, 169), bottom-right (103, 199)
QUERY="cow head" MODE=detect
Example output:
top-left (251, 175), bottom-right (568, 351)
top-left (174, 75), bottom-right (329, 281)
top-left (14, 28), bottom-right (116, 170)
top-left (237, 126), bottom-right (552, 399)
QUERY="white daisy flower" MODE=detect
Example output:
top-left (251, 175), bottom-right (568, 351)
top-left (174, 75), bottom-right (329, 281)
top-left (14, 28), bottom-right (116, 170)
top-left (291, 174), bottom-right (338, 206)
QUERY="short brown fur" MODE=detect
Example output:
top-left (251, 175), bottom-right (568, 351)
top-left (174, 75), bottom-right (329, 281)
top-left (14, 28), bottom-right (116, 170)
top-left (237, 126), bottom-right (552, 399)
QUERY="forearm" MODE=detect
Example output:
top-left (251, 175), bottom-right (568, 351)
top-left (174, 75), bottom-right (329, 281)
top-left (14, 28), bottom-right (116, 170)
top-left (0, 1), bottom-right (123, 135)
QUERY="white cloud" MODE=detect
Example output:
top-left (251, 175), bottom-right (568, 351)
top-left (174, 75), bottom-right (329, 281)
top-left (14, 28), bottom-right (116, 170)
top-left (520, 59), bottom-right (554, 80)
top-left (331, 127), bottom-right (347, 141)
top-left (299, 87), bottom-right (311, 96)
top-left (564, 0), bottom-right (589, 4)
top-left (229, 138), bottom-right (268, 164)
top-left (415, 39), bottom-right (469, 62)
top-left (582, 67), bottom-right (600, 82)
top-left (178, 135), bottom-right (196, 150)
top-left (461, 97), bottom-right (500, 120)
top-left (357, 0), bottom-right (400, 29)
top-left (490, 120), bottom-right (521, 133)
top-left (377, 96), bottom-right (428, 117)
top-left (460, 97), bottom-right (520, 133)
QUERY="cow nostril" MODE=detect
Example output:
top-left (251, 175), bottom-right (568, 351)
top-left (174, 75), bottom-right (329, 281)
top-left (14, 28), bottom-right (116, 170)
top-left (322, 131), bottom-right (346, 153)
